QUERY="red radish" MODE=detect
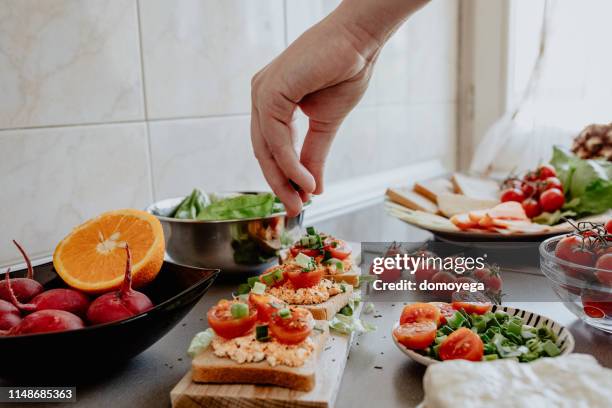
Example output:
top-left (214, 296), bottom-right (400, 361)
top-left (1, 310), bottom-right (84, 336)
top-left (87, 245), bottom-right (154, 325)
top-left (5, 272), bottom-right (90, 318)
top-left (0, 241), bottom-right (43, 303)
top-left (0, 297), bottom-right (21, 331)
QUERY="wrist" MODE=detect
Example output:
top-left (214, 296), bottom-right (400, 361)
top-left (332, 0), bottom-right (430, 57)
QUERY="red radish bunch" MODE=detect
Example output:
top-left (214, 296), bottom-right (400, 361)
top-left (87, 245), bottom-right (154, 325)
top-left (0, 241), bottom-right (43, 303)
top-left (9, 281), bottom-right (90, 318)
top-left (0, 298), bottom-right (21, 330)
top-left (501, 164), bottom-right (565, 218)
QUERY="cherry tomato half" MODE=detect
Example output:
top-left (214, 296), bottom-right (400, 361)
top-left (451, 301), bottom-right (492, 315)
top-left (289, 246), bottom-right (321, 258)
top-left (323, 237), bottom-right (352, 260)
top-left (249, 293), bottom-right (284, 323)
top-left (207, 300), bottom-right (258, 339)
top-left (393, 321), bottom-right (437, 350)
top-left (439, 327), bottom-right (484, 361)
top-left (286, 264), bottom-right (324, 289)
top-left (400, 303), bottom-right (441, 326)
top-left (429, 302), bottom-right (455, 325)
top-left (269, 307), bottom-right (314, 345)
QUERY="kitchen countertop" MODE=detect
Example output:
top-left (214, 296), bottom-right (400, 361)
top-left (2, 230), bottom-right (611, 407)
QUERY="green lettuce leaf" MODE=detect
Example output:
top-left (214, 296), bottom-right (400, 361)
top-left (197, 193), bottom-right (275, 220)
top-left (173, 189), bottom-right (210, 219)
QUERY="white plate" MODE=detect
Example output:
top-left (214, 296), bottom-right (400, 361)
top-left (392, 305), bottom-right (575, 366)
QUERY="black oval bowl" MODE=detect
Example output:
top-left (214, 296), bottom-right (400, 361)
top-left (0, 259), bottom-right (218, 378)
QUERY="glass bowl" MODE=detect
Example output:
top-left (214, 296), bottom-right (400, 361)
top-left (540, 235), bottom-right (612, 333)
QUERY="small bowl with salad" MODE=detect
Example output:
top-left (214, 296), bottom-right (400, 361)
top-left (392, 301), bottom-right (574, 366)
top-left (146, 190), bottom-right (308, 275)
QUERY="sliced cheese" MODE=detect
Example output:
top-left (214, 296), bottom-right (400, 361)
top-left (386, 187), bottom-right (438, 214)
top-left (413, 178), bottom-right (454, 203)
top-left (452, 173), bottom-right (500, 201)
top-left (437, 193), bottom-right (498, 217)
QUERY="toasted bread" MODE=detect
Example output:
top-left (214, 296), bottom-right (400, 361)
top-left (300, 287), bottom-right (353, 321)
top-left (437, 193), bottom-right (499, 217)
top-left (386, 187), bottom-right (438, 214)
top-left (451, 173), bottom-right (500, 201)
top-left (413, 178), bottom-right (454, 203)
top-left (192, 323), bottom-right (329, 391)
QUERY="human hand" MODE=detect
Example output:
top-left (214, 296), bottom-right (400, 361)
top-left (251, 0), bottom-right (430, 216)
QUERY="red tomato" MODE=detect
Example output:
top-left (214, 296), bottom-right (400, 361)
top-left (473, 267), bottom-right (490, 281)
top-left (400, 303), bottom-right (441, 326)
top-left (538, 164), bottom-right (557, 180)
top-left (524, 171), bottom-right (539, 182)
top-left (439, 327), bottom-right (484, 361)
top-left (451, 301), bottom-right (492, 315)
top-left (393, 321), bottom-right (437, 350)
top-left (540, 188), bottom-right (565, 212)
top-left (289, 247), bottom-right (321, 258)
top-left (429, 302), bottom-right (455, 325)
top-left (474, 268), bottom-right (502, 293)
top-left (581, 290), bottom-right (612, 318)
top-left (207, 300), bottom-right (258, 339)
top-left (323, 238), bottom-right (352, 260)
top-left (286, 265), bottom-right (324, 289)
top-left (500, 188), bottom-right (525, 203)
top-left (521, 182), bottom-right (536, 198)
top-left (605, 219), bottom-right (612, 234)
top-left (540, 177), bottom-right (563, 192)
top-left (522, 198), bottom-right (542, 218)
top-left (430, 271), bottom-right (458, 298)
top-left (269, 307), bottom-right (314, 345)
top-left (595, 254), bottom-right (612, 286)
top-left (555, 235), bottom-right (595, 278)
top-left (249, 293), bottom-right (283, 322)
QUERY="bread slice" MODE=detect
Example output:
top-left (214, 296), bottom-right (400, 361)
top-left (413, 178), bottom-right (454, 203)
top-left (192, 323), bottom-right (329, 391)
top-left (300, 287), bottom-right (353, 321)
top-left (437, 193), bottom-right (499, 217)
top-left (451, 173), bottom-right (500, 201)
top-left (386, 187), bottom-right (438, 214)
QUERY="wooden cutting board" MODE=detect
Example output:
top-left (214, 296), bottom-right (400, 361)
top-left (171, 323), bottom-right (356, 408)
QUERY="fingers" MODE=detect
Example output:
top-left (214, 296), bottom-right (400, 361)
top-left (251, 103), bottom-right (303, 217)
top-left (300, 118), bottom-right (340, 195)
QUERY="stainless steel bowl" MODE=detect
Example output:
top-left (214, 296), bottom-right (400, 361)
top-left (146, 192), bottom-right (307, 275)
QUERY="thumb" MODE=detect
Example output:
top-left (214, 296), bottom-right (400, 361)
top-left (300, 119), bottom-right (341, 195)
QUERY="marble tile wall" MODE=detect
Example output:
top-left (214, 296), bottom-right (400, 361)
top-left (0, 0), bottom-right (459, 265)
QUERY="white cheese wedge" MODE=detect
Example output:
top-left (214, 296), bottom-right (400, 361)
top-left (421, 354), bottom-right (612, 408)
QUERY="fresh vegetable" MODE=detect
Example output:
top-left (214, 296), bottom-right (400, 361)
top-left (429, 302), bottom-right (455, 325)
top-left (550, 146), bottom-right (612, 217)
top-left (187, 328), bottom-right (216, 357)
top-left (400, 303), bottom-right (441, 326)
top-left (207, 300), bottom-right (258, 339)
top-left (286, 264), bottom-right (324, 289)
top-left (248, 293), bottom-right (283, 322)
top-left (438, 327), bottom-right (484, 362)
top-left (393, 321), bottom-right (437, 350)
top-left (540, 188), bottom-right (565, 213)
top-left (521, 198), bottom-right (542, 218)
top-left (501, 188), bottom-right (525, 203)
top-left (581, 290), bottom-right (612, 318)
top-left (1, 309), bottom-right (84, 336)
top-left (258, 267), bottom-right (286, 288)
top-left (9, 285), bottom-right (90, 319)
top-left (451, 300), bottom-right (492, 315)
top-left (269, 307), bottom-right (314, 345)
top-left (86, 245), bottom-right (154, 325)
top-left (289, 227), bottom-right (351, 262)
top-left (0, 298), bottom-right (21, 331)
top-left (0, 241), bottom-right (43, 303)
top-left (170, 189), bottom-right (287, 221)
top-left (555, 235), bottom-right (596, 278)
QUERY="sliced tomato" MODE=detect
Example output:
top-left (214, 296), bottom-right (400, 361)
top-left (289, 246), bottom-right (321, 258)
top-left (286, 265), bottom-right (324, 289)
top-left (249, 293), bottom-right (284, 323)
top-left (429, 302), bottom-right (455, 325)
top-left (207, 300), bottom-right (258, 339)
top-left (393, 321), bottom-right (437, 350)
top-left (451, 301), bottom-right (492, 315)
top-left (438, 327), bottom-right (484, 361)
top-left (400, 303), bottom-right (441, 326)
top-left (323, 238), bottom-right (351, 260)
top-left (269, 307), bottom-right (314, 345)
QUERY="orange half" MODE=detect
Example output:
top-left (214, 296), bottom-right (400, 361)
top-left (53, 209), bottom-right (165, 293)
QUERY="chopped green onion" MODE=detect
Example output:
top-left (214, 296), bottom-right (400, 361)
top-left (278, 308), bottom-right (291, 319)
top-left (230, 303), bottom-right (248, 319)
top-left (507, 320), bottom-right (522, 337)
top-left (261, 272), bottom-right (275, 286)
top-left (339, 305), bottom-right (353, 316)
top-left (483, 354), bottom-right (499, 361)
top-left (306, 226), bottom-right (316, 235)
top-left (300, 237), bottom-right (310, 246)
top-left (435, 335), bottom-right (447, 344)
top-left (255, 325), bottom-right (269, 342)
top-left (247, 276), bottom-right (260, 288)
top-left (542, 340), bottom-right (561, 357)
top-left (251, 281), bottom-right (266, 295)
top-left (447, 311), bottom-right (467, 329)
top-left (236, 283), bottom-right (251, 295)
